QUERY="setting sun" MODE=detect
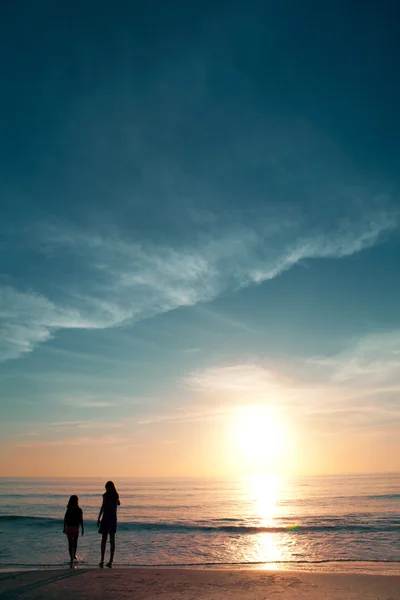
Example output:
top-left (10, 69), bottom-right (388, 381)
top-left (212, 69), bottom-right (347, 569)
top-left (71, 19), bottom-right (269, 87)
top-left (232, 405), bottom-right (290, 471)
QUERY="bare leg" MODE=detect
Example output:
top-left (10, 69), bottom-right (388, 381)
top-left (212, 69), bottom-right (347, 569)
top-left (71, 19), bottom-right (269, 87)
top-left (67, 537), bottom-right (74, 566)
top-left (107, 533), bottom-right (115, 566)
top-left (100, 533), bottom-right (107, 567)
top-left (73, 536), bottom-right (78, 560)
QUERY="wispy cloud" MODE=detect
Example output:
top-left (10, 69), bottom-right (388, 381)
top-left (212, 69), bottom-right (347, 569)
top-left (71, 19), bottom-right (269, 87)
top-left (1, 6), bottom-right (398, 370)
top-left (183, 363), bottom-right (284, 393)
top-left (134, 407), bottom-right (231, 426)
top-left (248, 212), bottom-right (397, 283)
top-left (12, 434), bottom-right (128, 448)
top-left (59, 395), bottom-right (117, 409)
top-left (182, 330), bottom-right (400, 433)
top-left (307, 329), bottom-right (400, 388)
top-left (0, 286), bottom-right (90, 361)
top-left (0, 207), bottom-right (396, 361)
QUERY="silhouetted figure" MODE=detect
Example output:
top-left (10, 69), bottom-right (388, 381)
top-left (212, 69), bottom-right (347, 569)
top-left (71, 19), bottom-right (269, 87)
top-left (97, 481), bottom-right (120, 568)
top-left (63, 495), bottom-right (84, 568)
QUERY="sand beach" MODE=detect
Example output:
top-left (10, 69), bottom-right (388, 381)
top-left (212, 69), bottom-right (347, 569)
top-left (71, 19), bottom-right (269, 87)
top-left (1, 568), bottom-right (400, 600)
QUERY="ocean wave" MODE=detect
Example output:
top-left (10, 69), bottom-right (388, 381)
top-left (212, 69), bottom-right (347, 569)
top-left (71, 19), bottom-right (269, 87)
top-left (0, 493), bottom-right (104, 499)
top-left (1, 559), bottom-right (400, 569)
top-left (0, 515), bottom-right (399, 534)
top-left (365, 494), bottom-right (400, 501)
top-left (1, 493), bottom-right (398, 504)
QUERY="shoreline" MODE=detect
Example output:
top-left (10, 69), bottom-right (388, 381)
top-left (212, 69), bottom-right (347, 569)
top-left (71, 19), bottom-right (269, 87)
top-left (1, 567), bottom-right (399, 600)
top-left (1, 560), bottom-right (400, 575)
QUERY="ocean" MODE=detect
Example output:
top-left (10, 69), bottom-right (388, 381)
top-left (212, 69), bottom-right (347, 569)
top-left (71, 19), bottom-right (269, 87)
top-left (0, 474), bottom-right (399, 571)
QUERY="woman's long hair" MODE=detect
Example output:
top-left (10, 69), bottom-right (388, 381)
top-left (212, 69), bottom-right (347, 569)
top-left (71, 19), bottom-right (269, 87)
top-left (67, 495), bottom-right (79, 508)
top-left (105, 481), bottom-right (119, 500)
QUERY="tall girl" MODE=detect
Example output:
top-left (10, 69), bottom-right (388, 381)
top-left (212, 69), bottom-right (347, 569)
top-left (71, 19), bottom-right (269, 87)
top-left (97, 481), bottom-right (120, 568)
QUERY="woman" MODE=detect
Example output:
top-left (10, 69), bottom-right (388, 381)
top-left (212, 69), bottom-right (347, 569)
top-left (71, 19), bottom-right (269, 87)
top-left (97, 481), bottom-right (120, 568)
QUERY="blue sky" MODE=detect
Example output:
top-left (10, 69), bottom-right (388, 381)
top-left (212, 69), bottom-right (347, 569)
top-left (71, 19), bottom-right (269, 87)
top-left (1, 1), bottom-right (399, 476)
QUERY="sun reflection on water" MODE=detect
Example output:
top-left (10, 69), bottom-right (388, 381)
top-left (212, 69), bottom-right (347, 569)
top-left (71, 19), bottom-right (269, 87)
top-left (244, 473), bottom-right (293, 568)
top-left (248, 473), bottom-right (278, 526)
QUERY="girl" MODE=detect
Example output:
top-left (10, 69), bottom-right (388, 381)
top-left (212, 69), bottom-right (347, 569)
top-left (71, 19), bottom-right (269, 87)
top-left (63, 495), bottom-right (84, 568)
top-left (97, 481), bottom-right (120, 568)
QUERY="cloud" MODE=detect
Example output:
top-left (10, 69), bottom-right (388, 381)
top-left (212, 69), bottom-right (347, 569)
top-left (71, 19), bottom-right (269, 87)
top-left (134, 407), bottom-right (230, 426)
top-left (0, 287), bottom-right (85, 361)
top-left (1, 6), bottom-right (398, 365)
top-left (48, 420), bottom-right (123, 431)
top-left (0, 284), bottom-right (131, 362)
top-left (182, 330), bottom-right (400, 433)
top-left (59, 395), bottom-right (117, 408)
top-left (307, 329), bottom-right (400, 388)
top-left (0, 208), bottom-right (397, 361)
top-left (183, 364), bottom-right (283, 393)
top-left (248, 212), bottom-right (397, 283)
top-left (12, 434), bottom-right (128, 448)
top-left (183, 328), bottom-right (400, 399)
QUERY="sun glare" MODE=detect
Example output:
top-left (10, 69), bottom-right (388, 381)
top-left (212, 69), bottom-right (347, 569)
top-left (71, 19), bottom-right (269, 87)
top-left (233, 405), bottom-right (289, 471)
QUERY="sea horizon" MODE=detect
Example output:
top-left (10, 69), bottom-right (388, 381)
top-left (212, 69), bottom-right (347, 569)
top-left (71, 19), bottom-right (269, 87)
top-left (1, 471), bottom-right (399, 479)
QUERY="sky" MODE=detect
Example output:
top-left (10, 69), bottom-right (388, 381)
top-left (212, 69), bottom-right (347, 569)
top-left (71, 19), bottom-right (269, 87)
top-left (0, 0), bottom-right (399, 477)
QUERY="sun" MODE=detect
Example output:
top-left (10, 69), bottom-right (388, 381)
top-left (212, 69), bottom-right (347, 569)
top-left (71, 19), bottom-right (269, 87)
top-left (232, 405), bottom-right (289, 470)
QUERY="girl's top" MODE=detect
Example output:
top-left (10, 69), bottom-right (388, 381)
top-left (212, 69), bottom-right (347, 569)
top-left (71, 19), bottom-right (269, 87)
top-left (64, 506), bottom-right (83, 527)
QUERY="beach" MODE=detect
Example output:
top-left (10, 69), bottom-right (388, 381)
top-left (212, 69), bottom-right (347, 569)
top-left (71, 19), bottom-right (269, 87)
top-left (1, 476), bottom-right (399, 598)
top-left (1, 568), bottom-right (400, 600)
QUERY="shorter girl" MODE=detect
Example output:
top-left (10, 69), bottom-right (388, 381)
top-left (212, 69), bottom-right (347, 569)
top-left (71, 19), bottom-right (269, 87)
top-left (63, 495), bottom-right (84, 568)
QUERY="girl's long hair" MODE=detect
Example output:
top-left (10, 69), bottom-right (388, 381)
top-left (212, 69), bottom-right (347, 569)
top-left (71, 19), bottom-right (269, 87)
top-left (67, 495), bottom-right (79, 508)
top-left (105, 480), bottom-right (119, 499)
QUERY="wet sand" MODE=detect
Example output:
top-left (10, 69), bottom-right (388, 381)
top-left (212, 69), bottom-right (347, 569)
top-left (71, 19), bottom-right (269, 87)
top-left (0, 568), bottom-right (399, 600)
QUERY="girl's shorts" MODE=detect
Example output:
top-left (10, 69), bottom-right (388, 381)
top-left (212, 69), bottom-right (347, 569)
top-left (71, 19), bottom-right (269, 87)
top-left (65, 526), bottom-right (80, 537)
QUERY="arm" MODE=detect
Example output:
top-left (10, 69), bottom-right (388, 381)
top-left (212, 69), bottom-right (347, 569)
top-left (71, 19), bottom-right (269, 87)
top-left (81, 510), bottom-right (84, 536)
top-left (63, 510), bottom-right (68, 533)
top-left (97, 499), bottom-right (105, 527)
top-left (117, 499), bottom-right (121, 506)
